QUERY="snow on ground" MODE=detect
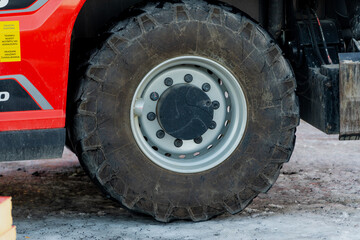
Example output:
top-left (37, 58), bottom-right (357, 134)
top-left (1, 121), bottom-right (359, 240)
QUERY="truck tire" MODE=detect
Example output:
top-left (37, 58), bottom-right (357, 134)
top-left (68, 0), bottom-right (299, 222)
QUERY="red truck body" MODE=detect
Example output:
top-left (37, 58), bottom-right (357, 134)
top-left (0, 0), bottom-right (84, 131)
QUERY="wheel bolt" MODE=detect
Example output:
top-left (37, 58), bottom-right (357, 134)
top-left (184, 74), bottom-right (193, 83)
top-left (147, 112), bottom-right (156, 121)
top-left (212, 101), bottom-right (220, 110)
top-left (164, 77), bottom-right (173, 87)
top-left (209, 121), bottom-right (217, 130)
top-left (174, 139), bottom-right (183, 148)
top-left (150, 92), bottom-right (160, 101)
top-left (202, 83), bottom-right (211, 92)
top-left (205, 100), bottom-right (212, 107)
top-left (156, 130), bottom-right (165, 139)
top-left (194, 136), bottom-right (203, 144)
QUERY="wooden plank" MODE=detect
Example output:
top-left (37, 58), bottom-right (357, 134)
top-left (339, 53), bottom-right (360, 140)
top-left (0, 226), bottom-right (16, 240)
top-left (0, 197), bottom-right (13, 236)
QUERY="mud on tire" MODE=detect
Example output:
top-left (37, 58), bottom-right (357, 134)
top-left (68, 0), bottom-right (299, 222)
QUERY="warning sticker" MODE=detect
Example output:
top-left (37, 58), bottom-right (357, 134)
top-left (0, 21), bottom-right (21, 62)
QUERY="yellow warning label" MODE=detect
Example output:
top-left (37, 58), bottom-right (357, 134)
top-left (0, 21), bottom-right (21, 63)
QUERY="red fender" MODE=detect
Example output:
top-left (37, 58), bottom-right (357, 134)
top-left (0, 0), bottom-right (86, 131)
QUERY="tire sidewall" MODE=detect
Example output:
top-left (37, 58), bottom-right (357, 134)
top-left (77, 1), bottom-right (297, 220)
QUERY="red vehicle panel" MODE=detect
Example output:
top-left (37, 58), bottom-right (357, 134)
top-left (0, 0), bottom-right (85, 131)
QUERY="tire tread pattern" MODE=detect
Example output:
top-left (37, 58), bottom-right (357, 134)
top-left (68, 0), bottom-right (300, 222)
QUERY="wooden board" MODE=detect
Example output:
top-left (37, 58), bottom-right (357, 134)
top-left (0, 226), bottom-right (16, 240)
top-left (339, 53), bottom-right (360, 140)
top-left (0, 197), bottom-right (13, 236)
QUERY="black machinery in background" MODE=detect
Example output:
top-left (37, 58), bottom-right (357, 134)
top-left (284, 0), bottom-right (360, 136)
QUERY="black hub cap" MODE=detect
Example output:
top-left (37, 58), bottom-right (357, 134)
top-left (157, 84), bottom-right (214, 140)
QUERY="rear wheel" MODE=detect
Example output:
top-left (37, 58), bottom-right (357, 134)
top-left (68, 0), bottom-right (299, 222)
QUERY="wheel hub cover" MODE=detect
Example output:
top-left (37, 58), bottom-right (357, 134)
top-left (157, 84), bottom-right (214, 140)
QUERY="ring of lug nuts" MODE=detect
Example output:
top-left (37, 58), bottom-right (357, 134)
top-left (138, 65), bottom-right (232, 160)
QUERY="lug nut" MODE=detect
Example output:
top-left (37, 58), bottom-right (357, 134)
top-left (209, 121), bottom-right (217, 130)
top-left (156, 130), bottom-right (165, 139)
top-left (184, 74), bottom-right (193, 83)
top-left (205, 100), bottom-right (212, 107)
top-left (202, 83), bottom-right (211, 92)
top-left (212, 101), bottom-right (220, 110)
top-left (194, 136), bottom-right (203, 144)
top-left (150, 92), bottom-right (160, 101)
top-left (174, 139), bottom-right (183, 148)
top-left (147, 112), bottom-right (156, 121)
top-left (164, 77), bottom-right (173, 87)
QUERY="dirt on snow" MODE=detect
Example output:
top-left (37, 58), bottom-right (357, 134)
top-left (0, 121), bottom-right (359, 240)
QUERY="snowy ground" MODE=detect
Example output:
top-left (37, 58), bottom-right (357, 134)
top-left (0, 121), bottom-right (359, 240)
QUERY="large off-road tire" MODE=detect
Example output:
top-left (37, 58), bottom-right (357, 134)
top-left (68, 0), bottom-right (299, 222)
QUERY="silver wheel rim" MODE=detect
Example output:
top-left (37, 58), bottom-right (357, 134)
top-left (130, 56), bottom-right (247, 173)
